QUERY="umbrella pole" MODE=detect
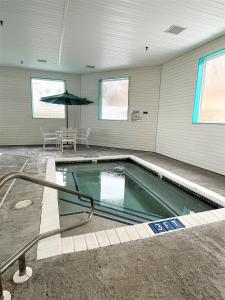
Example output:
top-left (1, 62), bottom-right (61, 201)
top-left (66, 105), bottom-right (69, 129)
top-left (65, 105), bottom-right (69, 147)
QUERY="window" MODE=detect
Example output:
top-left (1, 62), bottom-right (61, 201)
top-left (193, 49), bottom-right (225, 124)
top-left (31, 78), bottom-right (65, 118)
top-left (98, 77), bottom-right (129, 120)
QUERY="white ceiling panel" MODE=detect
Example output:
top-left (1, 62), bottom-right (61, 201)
top-left (0, 0), bottom-right (65, 71)
top-left (1, 0), bottom-right (225, 73)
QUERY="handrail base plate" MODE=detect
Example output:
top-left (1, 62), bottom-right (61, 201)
top-left (3, 290), bottom-right (11, 300)
top-left (13, 267), bottom-right (32, 284)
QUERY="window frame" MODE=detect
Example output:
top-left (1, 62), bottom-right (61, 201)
top-left (30, 77), bottom-right (66, 119)
top-left (193, 48), bottom-right (225, 125)
top-left (98, 77), bottom-right (130, 121)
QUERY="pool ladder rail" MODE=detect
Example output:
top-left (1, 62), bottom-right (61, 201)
top-left (0, 172), bottom-right (95, 300)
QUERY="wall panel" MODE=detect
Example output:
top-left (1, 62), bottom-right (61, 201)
top-left (0, 67), bottom-right (80, 145)
top-left (80, 66), bottom-right (161, 151)
top-left (156, 35), bottom-right (225, 175)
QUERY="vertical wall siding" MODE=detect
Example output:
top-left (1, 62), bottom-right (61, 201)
top-left (80, 66), bottom-right (161, 151)
top-left (0, 67), bottom-right (80, 145)
top-left (156, 35), bottom-right (225, 175)
top-left (0, 38), bottom-right (224, 176)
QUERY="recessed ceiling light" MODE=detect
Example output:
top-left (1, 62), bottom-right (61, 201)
top-left (165, 25), bottom-right (186, 35)
top-left (37, 59), bottom-right (47, 63)
top-left (86, 65), bottom-right (96, 69)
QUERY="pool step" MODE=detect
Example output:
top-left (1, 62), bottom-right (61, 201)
top-left (59, 197), bottom-right (163, 225)
top-left (60, 209), bottom-right (135, 225)
top-left (59, 169), bottom-right (168, 225)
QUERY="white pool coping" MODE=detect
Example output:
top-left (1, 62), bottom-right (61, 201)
top-left (37, 155), bottom-right (225, 260)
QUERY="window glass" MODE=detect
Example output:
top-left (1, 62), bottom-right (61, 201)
top-left (193, 50), bottom-right (225, 123)
top-left (99, 78), bottom-right (129, 120)
top-left (31, 78), bottom-right (65, 118)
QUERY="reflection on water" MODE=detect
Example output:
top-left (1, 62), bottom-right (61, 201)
top-left (56, 168), bottom-right (66, 186)
top-left (56, 162), bottom-right (216, 220)
top-left (100, 172), bottom-right (125, 206)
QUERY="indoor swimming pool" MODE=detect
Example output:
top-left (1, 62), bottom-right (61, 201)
top-left (56, 160), bottom-right (218, 225)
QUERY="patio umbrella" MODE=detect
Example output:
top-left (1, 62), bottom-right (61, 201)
top-left (41, 90), bottom-right (93, 128)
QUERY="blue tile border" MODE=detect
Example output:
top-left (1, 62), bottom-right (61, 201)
top-left (148, 218), bottom-right (185, 234)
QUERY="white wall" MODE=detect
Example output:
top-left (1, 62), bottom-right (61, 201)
top-left (0, 67), bottom-right (80, 145)
top-left (0, 37), bottom-right (224, 176)
top-left (156, 35), bottom-right (225, 175)
top-left (80, 66), bottom-right (161, 151)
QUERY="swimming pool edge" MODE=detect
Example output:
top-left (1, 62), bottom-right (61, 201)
top-left (37, 155), bottom-right (225, 260)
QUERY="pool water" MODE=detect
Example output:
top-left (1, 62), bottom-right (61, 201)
top-left (56, 161), bottom-right (216, 224)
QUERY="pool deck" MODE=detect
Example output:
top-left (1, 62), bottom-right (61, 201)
top-left (0, 145), bottom-right (225, 299)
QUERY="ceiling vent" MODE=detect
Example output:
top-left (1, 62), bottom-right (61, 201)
top-left (86, 65), bottom-right (96, 69)
top-left (165, 25), bottom-right (186, 35)
top-left (37, 59), bottom-right (47, 63)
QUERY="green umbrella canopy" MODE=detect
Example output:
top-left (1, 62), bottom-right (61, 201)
top-left (41, 90), bottom-right (93, 105)
top-left (40, 90), bottom-right (93, 128)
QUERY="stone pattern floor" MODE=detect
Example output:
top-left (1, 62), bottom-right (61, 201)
top-left (0, 145), bottom-right (225, 299)
top-left (3, 221), bottom-right (225, 300)
top-left (0, 154), bottom-right (28, 201)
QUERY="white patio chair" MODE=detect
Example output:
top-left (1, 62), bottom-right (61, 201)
top-left (77, 128), bottom-right (91, 148)
top-left (40, 127), bottom-right (57, 149)
top-left (61, 131), bottom-right (77, 152)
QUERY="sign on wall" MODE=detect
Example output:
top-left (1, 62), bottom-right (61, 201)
top-left (131, 110), bottom-right (142, 121)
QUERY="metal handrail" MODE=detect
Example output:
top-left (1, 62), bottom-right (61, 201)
top-left (0, 171), bottom-right (94, 299)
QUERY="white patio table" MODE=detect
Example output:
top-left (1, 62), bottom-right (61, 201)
top-left (56, 129), bottom-right (78, 150)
